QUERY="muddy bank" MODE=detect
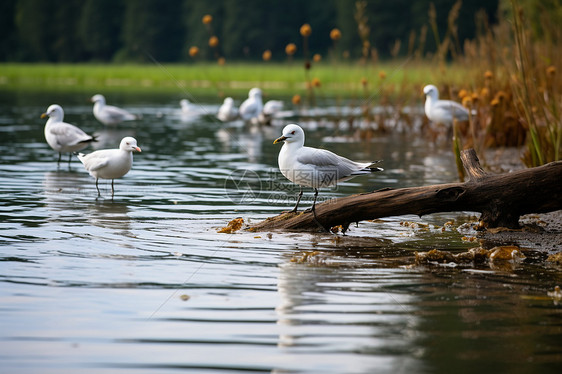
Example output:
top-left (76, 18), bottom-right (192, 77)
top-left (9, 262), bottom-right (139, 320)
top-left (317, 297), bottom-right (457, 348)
top-left (477, 210), bottom-right (562, 253)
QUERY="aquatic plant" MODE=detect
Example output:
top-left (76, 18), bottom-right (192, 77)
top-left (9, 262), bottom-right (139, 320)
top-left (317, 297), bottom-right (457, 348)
top-left (507, 0), bottom-right (561, 166)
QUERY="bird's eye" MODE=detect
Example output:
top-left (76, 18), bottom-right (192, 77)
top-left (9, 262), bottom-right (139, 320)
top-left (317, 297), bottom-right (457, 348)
top-left (291, 131), bottom-right (295, 135)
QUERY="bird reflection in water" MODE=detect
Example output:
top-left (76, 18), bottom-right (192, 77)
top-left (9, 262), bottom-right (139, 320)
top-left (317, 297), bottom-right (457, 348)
top-left (87, 200), bottom-right (133, 236)
top-left (42, 170), bottom-right (133, 237)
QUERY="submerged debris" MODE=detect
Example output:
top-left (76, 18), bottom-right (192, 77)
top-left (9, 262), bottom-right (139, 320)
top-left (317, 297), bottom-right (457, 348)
top-left (546, 252), bottom-right (562, 265)
top-left (547, 286), bottom-right (562, 304)
top-left (330, 225), bottom-right (344, 234)
top-left (488, 245), bottom-right (525, 261)
top-left (217, 217), bottom-right (244, 234)
top-left (400, 221), bottom-right (430, 231)
top-left (415, 245), bottom-right (525, 266)
top-left (290, 250), bottom-right (324, 264)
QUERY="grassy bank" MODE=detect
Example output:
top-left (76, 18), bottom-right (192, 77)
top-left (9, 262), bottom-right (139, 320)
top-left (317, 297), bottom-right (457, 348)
top-left (0, 61), bottom-right (471, 99)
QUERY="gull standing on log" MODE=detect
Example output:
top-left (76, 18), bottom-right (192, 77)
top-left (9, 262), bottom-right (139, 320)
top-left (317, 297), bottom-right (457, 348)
top-left (77, 136), bottom-right (141, 198)
top-left (273, 124), bottom-right (383, 223)
top-left (423, 84), bottom-right (470, 125)
top-left (91, 94), bottom-right (140, 126)
top-left (41, 104), bottom-right (97, 166)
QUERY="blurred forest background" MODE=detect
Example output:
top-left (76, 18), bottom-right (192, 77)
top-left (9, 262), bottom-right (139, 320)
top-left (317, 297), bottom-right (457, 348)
top-left (2, 0), bottom-right (555, 63)
top-left (0, 0), bottom-right (560, 168)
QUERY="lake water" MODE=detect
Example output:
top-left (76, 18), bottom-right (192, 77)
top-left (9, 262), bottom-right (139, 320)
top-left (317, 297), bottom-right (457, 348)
top-left (1, 91), bottom-right (561, 373)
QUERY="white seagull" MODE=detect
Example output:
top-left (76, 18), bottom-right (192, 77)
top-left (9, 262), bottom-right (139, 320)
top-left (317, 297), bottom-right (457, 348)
top-left (41, 104), bottom-right (97, 166)
top-left (77, 136), bottom-right (141, 198)
top-left (239, 88), bottom-right (263, 123)
top-left (423, 84), bottom-right (469, 125)
top-left (217, 97), bottom-right (239, 122)
top-left (258, 99), bottom-right (284, 125)
top-left (180, 99), bottom-right (193, 115)
top-left (273, 124), bottom-right (383, 216)
top-left (263, 100), bottom-right (284, 116)
top-left (91, 94), bottom-right (140, 126)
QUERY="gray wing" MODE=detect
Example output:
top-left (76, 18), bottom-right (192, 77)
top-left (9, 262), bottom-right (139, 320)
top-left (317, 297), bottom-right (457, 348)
top-left (78, 150), bottom-right (110, 171)
top-left (49, 122), bottom-right (93, 146)
top-left (433, 100), bottom-right (469, 121)
top-left (297, 147), bottom-right (364, 177)
top-left (263, 100), bottom-right (283, 115)
top-left (103, 105), bottom-right (136, 121)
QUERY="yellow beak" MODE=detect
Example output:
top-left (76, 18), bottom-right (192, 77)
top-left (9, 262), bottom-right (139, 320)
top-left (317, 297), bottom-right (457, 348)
top-left (40, 113), bottom-right (48, 119)
top-left (273, 136), bottom-right (287, 144)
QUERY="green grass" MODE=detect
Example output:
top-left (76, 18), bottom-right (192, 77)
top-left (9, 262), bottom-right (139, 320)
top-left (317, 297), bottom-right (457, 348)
top-left (0, 61), bottom-right (472, 99)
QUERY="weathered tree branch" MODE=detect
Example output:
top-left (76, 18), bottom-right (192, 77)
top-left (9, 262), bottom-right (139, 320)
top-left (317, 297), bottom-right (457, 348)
top-left (249, 149), bottom-right (562, 232)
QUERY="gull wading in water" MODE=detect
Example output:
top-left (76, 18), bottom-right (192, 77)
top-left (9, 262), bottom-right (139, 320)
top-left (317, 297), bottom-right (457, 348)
top-left (180, 99), bottom-right (193, 115)
top-left (41, 104), bottom-right (97, 166)
top-left (263, 100), bottom-right (284, 115)
top-left (239, 88), bottom-right (263, 124)
top-left (217, 97), bottom-right (239, 122)
top-left (77, 137), bottom-right (141, 198)
top-left (273, 124), bottom-right (383, 226)
top-left (91, 94), bottom-right (140, 126)
top-left (423, 84), bottom-right (470, 125)
top-left (258, 99), bottom-right (284, 125)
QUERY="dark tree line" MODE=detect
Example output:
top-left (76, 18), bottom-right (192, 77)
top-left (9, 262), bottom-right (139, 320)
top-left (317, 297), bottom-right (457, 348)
top-left (1, 0), bottom-right (500, 63)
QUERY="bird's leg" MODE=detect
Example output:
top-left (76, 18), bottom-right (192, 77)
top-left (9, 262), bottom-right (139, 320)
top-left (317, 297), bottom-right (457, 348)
top-left (57, 153), bottom-right (62, 166)
top-left (289, 186), bottom-right (304, 213)
top-left (111, 179), bottom-right (115, 200)
top-left (311, 188), bottom-right (318, 210)
top-left (303, 188), bottom-right (318, 213)
top-left (310, 188), bottom-right (329, 233)
top-left (67, 153), bottom-right (72, 166)
top-left (95, 178), bottom-right (101, 198)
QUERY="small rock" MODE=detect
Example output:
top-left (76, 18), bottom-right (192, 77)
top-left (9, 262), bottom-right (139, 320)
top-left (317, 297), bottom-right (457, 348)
top-left (488, 245), bottom-right (525, 262)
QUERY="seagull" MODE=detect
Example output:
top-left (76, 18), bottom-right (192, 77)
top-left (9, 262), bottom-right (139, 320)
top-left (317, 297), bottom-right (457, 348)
top-left (258, 99), bottom-right (284, 125)
top-left (273, 124), bottom-right (383, 224)
top-left (239, 88), bottom-right (263, 123)
top-left (423, 84), bottom-right (469, 125)
top-left (41, 104), bottom-right (97, 166)
top-left (91, 94), bottom-right (140, 125)
top-left (263, 100), bottom-right (283, 116)
top-left (217, 97), bottom-right (239, 122)
top-left (77, 136), bottom-right (141, 198)
top-left (180, 99), bottom-right (193, 115)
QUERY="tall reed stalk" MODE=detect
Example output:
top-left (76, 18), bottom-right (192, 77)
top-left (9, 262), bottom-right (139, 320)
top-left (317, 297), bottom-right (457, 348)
top-left (510, 0), bottom-right (543, 165)
top-left (508, 0), bottom-right (561, 167)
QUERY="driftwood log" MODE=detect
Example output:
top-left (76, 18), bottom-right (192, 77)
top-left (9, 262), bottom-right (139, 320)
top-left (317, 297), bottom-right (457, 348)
top-left (250, 149), bottom-right (562, 232)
